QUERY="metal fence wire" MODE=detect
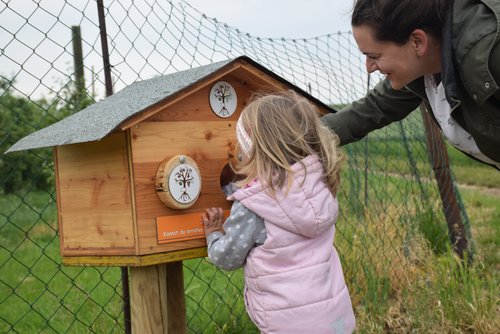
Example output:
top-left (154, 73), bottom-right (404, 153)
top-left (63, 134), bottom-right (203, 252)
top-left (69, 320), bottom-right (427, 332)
top-left (0, 0), bottom-right (472, 333)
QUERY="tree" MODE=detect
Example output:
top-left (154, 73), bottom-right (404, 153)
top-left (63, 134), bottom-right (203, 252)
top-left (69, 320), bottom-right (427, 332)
top-left (0, 77), bottom-right (95, 193)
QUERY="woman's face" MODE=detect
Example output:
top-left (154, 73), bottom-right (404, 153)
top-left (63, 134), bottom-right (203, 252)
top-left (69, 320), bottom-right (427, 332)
top-left (353, 25), bottom-right (425, 90)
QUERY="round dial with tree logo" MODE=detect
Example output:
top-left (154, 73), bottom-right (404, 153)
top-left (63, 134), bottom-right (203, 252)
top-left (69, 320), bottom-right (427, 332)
top-left (209, 81), bottom-right (237, 118)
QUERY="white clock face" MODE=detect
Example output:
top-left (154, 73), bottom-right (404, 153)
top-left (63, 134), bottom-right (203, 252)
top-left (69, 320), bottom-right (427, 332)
top-left (209, 81), bottom-right (237, 118)
top-left (168, 164), bottom-right (201, 204)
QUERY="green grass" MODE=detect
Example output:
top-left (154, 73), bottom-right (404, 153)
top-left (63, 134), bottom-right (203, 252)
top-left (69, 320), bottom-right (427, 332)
top-left (1, 133), bottom-right (499, 333)
top-left (446, 141), bottom-right (500, 268)
top-left (0, 191), bottom-right (255, 334)
top-left (335, 180), bottom-right (500, 333)
top-left (458, 187), bottom-right (500, 269)
top-left (334, 131), bottom-right (500, 333)
top-left (447, 144), bottom-right (500, 188)
top-left (183, 260), bottom-right (258, 333)
top-left (0, 192), bottom-right (124, 334)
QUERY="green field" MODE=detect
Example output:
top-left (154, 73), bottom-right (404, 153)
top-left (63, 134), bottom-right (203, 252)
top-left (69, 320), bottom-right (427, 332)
top-left (1, 142), bottom-right (499, 333)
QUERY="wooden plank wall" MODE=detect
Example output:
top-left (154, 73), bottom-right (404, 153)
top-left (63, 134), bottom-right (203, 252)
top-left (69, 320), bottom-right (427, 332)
top-left (55, 132), bottom-right (136, 256)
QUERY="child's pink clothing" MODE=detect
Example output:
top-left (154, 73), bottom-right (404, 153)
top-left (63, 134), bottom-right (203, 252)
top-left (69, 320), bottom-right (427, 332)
top-left (230, 154), bottom-right (355, 333)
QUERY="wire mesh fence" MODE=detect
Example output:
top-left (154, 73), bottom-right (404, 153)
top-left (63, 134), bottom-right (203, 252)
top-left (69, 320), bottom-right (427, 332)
top-left (1, 0), bottom-right (472, 333)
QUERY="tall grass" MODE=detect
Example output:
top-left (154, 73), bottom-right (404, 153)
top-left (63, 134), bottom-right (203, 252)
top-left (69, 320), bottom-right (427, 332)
top-left (0, 192), bottom-right (125, 333)
top-left (184, 260), bottom-right (258, 333)
top-left (336, 200), bottom-right (499, 333)
top-left (333, 139), bottom-right (500, 333)
top-left (1, 156), bottom-right (499, 333)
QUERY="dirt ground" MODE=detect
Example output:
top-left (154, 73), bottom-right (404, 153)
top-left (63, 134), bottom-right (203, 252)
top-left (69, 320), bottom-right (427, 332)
top-left (458, 184), bottom-right (500, 197)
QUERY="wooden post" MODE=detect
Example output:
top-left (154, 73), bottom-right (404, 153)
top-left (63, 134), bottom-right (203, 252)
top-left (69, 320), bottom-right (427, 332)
top-left (95, 2), bottom-right (132, 332)
top-left (166, 262), bottom-right (187, 333)
top-left (420, 105), bottom-right (469, 259)
top-left (96, 0), bottom-right (114, 97)
top-left (71, 25), bottom-right (85, 95)
top-left (130, 261), bottom-right (187, 334)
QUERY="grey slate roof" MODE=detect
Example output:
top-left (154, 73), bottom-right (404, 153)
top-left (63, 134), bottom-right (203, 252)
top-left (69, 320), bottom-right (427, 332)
top-left (6, 59), bottom-right (233, 153)
top-left (6, 56), bottom-right (336, 153)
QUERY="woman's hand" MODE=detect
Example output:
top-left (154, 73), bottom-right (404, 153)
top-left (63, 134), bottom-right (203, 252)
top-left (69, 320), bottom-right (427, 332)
top-left (201, 207), bottom-right (225, 235)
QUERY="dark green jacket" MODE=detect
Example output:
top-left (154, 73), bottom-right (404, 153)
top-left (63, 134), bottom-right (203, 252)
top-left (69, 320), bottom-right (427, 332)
top-left (322, 0), bottom-right (500, 163)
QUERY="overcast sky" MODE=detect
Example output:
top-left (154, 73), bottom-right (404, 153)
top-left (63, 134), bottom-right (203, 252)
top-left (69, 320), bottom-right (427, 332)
top-left (0, 0), bottom-right (357, 100)
top-left (183, 0), bottom-right (353, 38)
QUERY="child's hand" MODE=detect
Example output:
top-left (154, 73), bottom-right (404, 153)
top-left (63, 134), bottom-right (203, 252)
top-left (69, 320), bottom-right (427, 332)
top-left (201, 207), bottom-right (225, 235)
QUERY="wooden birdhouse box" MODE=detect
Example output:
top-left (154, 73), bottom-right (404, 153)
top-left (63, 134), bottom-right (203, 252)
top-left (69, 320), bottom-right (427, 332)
top-left (7, 56), bottom-right (336, 266)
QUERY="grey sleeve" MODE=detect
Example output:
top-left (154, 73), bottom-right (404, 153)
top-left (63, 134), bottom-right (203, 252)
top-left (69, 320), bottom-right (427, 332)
top-left (206, 200), bottom-right (266, 271)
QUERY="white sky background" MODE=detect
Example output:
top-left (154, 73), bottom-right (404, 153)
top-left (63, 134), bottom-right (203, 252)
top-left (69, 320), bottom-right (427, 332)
top-left (0, 0), bottom-right (357, 100)
top-left (183, 0), bottom-right (353, 38)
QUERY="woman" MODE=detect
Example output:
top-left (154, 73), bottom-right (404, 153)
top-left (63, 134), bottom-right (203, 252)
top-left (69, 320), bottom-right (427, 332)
top-left (322, 0), bottom-right (500, 169)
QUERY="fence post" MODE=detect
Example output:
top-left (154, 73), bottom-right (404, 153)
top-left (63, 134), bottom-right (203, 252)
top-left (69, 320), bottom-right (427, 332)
top-left (97, 0), bottom-right (113, 97)
top-left (71, 26), bottom-right (85, 97)
top-left (420, 105), bottom-right (469, 259)
top-left (96, 1), bottom-right (132, 332)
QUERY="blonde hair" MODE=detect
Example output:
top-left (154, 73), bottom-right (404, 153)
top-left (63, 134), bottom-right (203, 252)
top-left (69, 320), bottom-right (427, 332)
top-left (233, 90), bottom-right (344, 196)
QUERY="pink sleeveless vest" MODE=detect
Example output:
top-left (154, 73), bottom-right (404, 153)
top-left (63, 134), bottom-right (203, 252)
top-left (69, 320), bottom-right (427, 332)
top-left (230, 155), bottom-right (355, 333)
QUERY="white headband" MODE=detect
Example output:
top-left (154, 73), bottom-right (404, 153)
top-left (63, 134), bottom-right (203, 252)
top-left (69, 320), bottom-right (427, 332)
top-left (236, 117), bottom-right (252, 157)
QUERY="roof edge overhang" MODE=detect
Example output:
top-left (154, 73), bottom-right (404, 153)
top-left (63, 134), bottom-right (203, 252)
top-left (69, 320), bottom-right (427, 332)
top-left (119, 56), bottom-right (337, 131)
top-left (5, 55), bottom-right (336, 154)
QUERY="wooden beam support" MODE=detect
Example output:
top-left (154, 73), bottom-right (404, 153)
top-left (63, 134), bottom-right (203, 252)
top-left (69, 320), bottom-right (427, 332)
top-left (420, 105), bottom-right (469, 259)
top-left (62, 247), bottom-right (207, 267)
top-left (130, 262), bottom-right (187, 334)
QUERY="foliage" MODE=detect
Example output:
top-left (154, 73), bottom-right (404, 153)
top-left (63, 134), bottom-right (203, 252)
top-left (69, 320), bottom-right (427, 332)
top-left (0, 77), bottom-right (95, 193)
top-left (416, 207), bottom-right (450, 255)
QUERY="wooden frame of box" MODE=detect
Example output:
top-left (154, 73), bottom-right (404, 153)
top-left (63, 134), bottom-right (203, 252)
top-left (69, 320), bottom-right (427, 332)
top-left (7, 56), bottom-right (336, 267)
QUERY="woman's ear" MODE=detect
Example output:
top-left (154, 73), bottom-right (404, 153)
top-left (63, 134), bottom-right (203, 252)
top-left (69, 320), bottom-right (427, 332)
top-left (411, 29), bottom-right (429, 57)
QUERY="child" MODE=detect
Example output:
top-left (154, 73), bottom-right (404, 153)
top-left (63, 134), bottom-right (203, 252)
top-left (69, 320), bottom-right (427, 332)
top-left (201, 91), bottom-right (356, 333)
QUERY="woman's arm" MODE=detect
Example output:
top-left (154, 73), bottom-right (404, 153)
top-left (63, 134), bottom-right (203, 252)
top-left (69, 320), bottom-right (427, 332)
top-left (321, 78), bottom-right (423, 145)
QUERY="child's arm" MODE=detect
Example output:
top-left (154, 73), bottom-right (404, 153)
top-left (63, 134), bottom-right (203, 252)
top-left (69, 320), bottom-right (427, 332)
top-left (202, 201), bottom-right (266, 271)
